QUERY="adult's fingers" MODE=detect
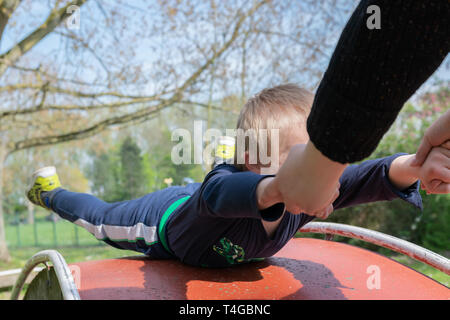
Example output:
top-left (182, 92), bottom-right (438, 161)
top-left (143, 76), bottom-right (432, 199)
top-left (332, 183), bottom-right (340, 203)
top-left (426, 167), bottom-right (450, 184)
top-left (411, 136), bottom-right (433, 167)
top-left (313, 184), bottom-right (339, 220)
top-left (426, 179), bottom-right (442, 193)
top-left (420, 146), bottom-right (450, 190)
top-left (412, 110), bottom-right (450, 166)
top-left (285, 202), bottom-right (303, 215)
top-left (423, 171), bottom-right (450, 193)
top-left (320, 182), bottom-right (341, 208)
top-left (289, 186), bottom-right (338, 218)
top-left (315, 204), bottom-right (334, 220)
top-left (308, 183), bottom-right (340, 216)
top-left (441, 140), bottom-right (450, 149)
top-left (428, 182), bottom-right (450, 194)
top-left (425, 166), bottom-right (450, 193)
top-left (323, 204), bottom-right (334, 219)
top-left (283, 178), bottom-right (340, 216)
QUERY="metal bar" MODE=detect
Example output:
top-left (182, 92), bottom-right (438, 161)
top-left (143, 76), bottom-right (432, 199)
top-left (0, 267), bottom-right (43, 289)
top-left (10, 250), bottom-right (80, 300)
top-left (299, 222), bottom-right (450, 275)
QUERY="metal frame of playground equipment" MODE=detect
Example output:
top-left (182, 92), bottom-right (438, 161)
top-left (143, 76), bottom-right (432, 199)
top-left (10, 250), bottom-right (80, 300)
top-left (9, 222), bottom-right (450, 300)
top-left (300, 222), bottom-right (450, 275)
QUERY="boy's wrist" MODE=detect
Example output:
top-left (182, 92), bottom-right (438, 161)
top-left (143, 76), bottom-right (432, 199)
top-left (256, 177), bottom-right (282, 210)
top-left (389, 154), bottom-right (420, 190)
top-left (402, 154), bottom-right (420, 182)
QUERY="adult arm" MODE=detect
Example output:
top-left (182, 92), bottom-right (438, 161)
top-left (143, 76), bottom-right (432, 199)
top-left (307, 0), bottom-right (449, 164)
top-left (274, 0), bottom-right (449, 213)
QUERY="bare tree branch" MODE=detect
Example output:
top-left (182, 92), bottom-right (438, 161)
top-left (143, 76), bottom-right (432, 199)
top-left (0, 0), bottom-right (22, 40)
top-left (0, 83), bottom-right (172, 99)
top-left (54, 29), bottom-right (112, 77)
top-left (0, 90), bottom-right (174, 118)
top-left (8, 64), bottom-right (108, 87)
top-left (6, 0), bottom-right (269, 155)
top-left (253, 28), bottom-right (331, 59)
top-left (0, 0), bottom-right (88, 76)
top-left (7, 101), bottom-right (171, 153)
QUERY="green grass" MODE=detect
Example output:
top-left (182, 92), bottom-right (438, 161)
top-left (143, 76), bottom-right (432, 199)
top-left (5, 218), bottom-right (102, 247)
top-left (3, 218), bottom-right (122, 272)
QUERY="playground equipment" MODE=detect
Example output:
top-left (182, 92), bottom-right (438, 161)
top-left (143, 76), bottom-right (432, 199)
top-left (10, 222), bottom-right (450, 300)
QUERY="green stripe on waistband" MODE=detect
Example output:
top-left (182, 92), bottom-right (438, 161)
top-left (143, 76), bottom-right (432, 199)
top-left (158, 195), bottom-right (191, 255)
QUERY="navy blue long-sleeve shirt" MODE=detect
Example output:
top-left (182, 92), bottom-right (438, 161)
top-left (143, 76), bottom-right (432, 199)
top-left (164, 153), bottom-right (422, 267)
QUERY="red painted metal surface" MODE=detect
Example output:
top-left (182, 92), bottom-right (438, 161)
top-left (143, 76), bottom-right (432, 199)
top-left (70, 238), bottom-right (449, 300)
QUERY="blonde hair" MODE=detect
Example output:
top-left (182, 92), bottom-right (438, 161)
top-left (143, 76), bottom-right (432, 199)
top-left (234, 83), bottom-right (314, 170)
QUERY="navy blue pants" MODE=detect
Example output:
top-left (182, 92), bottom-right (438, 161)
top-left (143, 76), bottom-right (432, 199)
top-left (49, 189), bottom-right (177, 258)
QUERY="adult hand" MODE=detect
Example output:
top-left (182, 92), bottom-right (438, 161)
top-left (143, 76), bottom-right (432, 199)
top-left (412, 110), bottom-right (450, 167)
top-left (419, 141), bottom-right (450, 194)
top-left (272, 141), bottom-right (347, 215)
top-left (309, 187), bottom-right (340, 220)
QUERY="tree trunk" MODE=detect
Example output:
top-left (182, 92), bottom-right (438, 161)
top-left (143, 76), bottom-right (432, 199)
top-left (0, 136), bottom-right (11, 262)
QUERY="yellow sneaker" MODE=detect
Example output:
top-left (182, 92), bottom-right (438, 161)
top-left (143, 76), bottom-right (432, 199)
top-left (26, 166), bottom-right (61, 210)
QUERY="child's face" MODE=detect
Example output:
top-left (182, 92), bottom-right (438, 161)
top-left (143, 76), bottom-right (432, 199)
top-left (245, 127), bottom-right (309, 175)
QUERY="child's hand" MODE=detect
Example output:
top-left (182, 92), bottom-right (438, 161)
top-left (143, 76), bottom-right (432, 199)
top-left (419, 143), bottom-right (450, 194)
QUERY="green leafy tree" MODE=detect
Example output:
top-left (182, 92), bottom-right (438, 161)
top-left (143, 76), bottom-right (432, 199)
top-left (142, 153), bottom-right (159, 192)
top-left (89, 151), bottom-right (120, 202)
top-left (89, 136), bottom-right (150, 201)
top-left (119, 137), bottom-right (147, 199)
top-left (144, 125), bottom-right (205, 189)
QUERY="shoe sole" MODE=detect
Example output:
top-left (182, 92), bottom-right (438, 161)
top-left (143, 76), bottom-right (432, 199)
top-left (32, 166), bottom-right (56, 180)
top-left (25, 166), bottom-right (57, 204)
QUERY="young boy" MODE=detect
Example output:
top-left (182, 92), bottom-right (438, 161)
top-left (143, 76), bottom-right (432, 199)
top-left (26, 84), bottom-right (443, 268)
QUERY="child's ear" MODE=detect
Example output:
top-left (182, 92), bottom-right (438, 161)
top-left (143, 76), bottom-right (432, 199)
top-left (244, 151), bottom-right (261, 173)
